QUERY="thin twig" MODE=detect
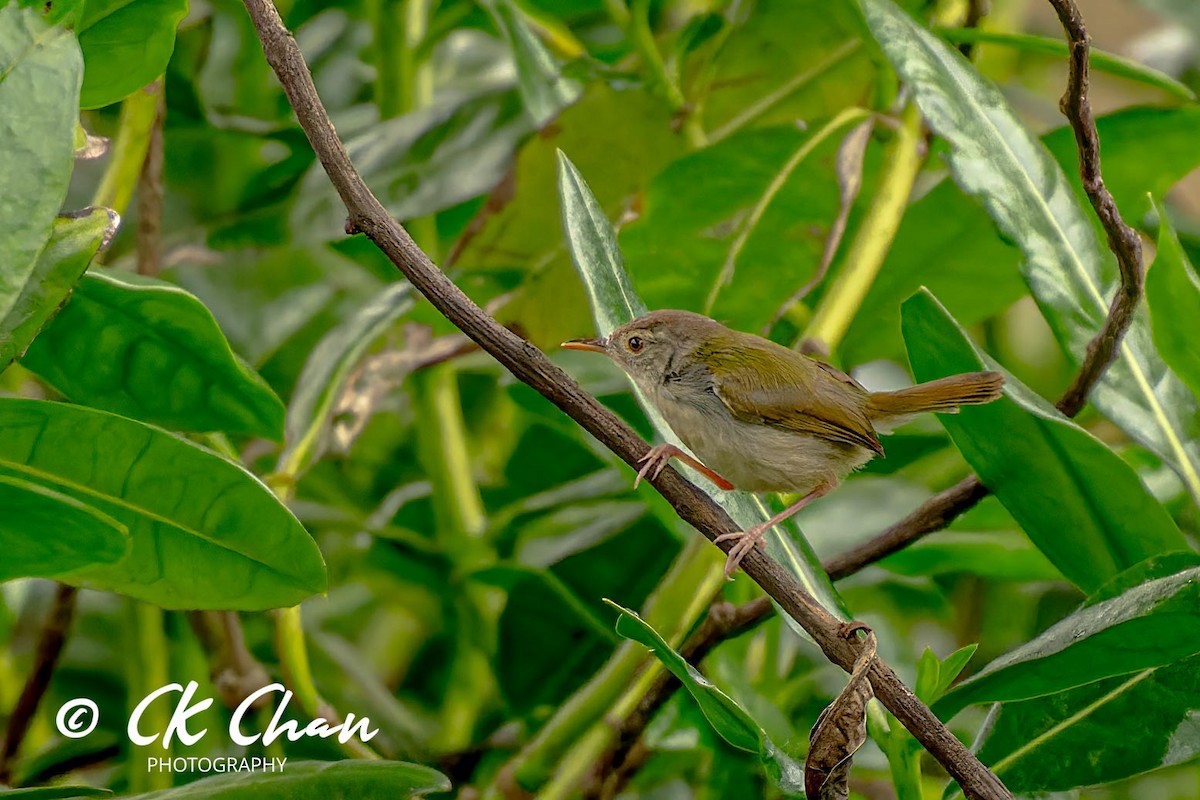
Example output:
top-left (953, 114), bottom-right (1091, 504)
top-left (1047, 0), bottom-right (1145, 417)
top-left (240, 3), bottom-right (1010, 796)
top-left (0, 584), bottom-right (79, 783)
top-left (185, 611), bottom-right (273, 710)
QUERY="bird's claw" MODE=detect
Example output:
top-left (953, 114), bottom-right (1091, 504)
top-left (714, 524), bottom-right (769, 579)
top-left (634, 445), bottom-right (674, 489)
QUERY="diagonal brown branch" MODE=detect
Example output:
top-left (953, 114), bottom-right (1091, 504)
top-left (240, 1), bottom-right (1011, 796)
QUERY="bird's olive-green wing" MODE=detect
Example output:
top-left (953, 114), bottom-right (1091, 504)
top-left (703, 335), bottom-right (884, 456)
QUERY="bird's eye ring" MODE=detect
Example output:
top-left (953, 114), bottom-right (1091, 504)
top-left (627, 336), bottom-right (644, 353)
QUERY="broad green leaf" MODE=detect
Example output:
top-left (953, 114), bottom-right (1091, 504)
top-left (901, 290), bottom-right (1186, 592)
top-left (861, 0), bottom-right (1200, 504)
top-left (620, 113), bottom-right (869, 332)
top-left (1146, 200), bottom-right (1200, 401)
top-left (278, 282), bottom-right (415, 478)
top-left (0, 208), bottom-right (117, 371)
top-left (0, 398), bottom-right (326, 609)
top-left (936, 28), bottom-right (1195, 100)
top-left (557, 151), bottom-right (846, 620)
top-left (695, 0), bottom-right (875, 137)
top-left (846, 106), bottom-right (1200, 365)
top-left (952, 555), bottom-right (1200, 795)
top-left (485, 0), bottom-right (582, 126)
top-left (121, 760), bottom-right (450, 799)
top-left (0, 788), bottom-right (112, 799)
top-left (0, 473), bottom-right (127, 581)
top-left (22, 271), bottom-right (285, 440)
top-left (966, 656), bottom-right (1200, 795)
top-left (608, 600), bottom-right (805, 793)
top-left (76, 0), bottom-right (189, 109)
top-left (937, 558), bottom-right (1200, 719)
top-left (0, 5), bottom-right (81, 326)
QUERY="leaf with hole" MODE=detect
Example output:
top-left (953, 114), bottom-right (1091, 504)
top-left (22, 271), bottom-right (285, 440)
top-left (0, 398), bottom-right (326, 609)
top-left (902, 289), bottom-right (1186, 593)
top-left (861, 0), bottom-right (1200, 504)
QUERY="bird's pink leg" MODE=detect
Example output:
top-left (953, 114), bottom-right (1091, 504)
top-left (634, 444), bottom-right (735, 491)
top-left (714, 480), bottom-right (836, 579)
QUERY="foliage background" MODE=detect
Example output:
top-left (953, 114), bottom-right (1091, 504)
top-left (2, 0), bottom-right (1200, 797)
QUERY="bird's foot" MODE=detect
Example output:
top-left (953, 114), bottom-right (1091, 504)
top-left (634, 444), bottom-right (734, 491)
top-left (714, 523), bottom-right (770, 579)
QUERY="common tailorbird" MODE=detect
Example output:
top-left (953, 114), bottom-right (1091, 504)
top-left (562, 309), bottom-right (1004, 578)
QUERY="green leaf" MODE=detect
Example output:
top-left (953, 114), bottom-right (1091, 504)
top-left (0, 5), bottom-right (81, 328)
top-left (915, 644), bottom-right (977, 705)
top-left (0, 208), bottom-right (117, 371)
top-left (938, 557), bottom-right (1200, 719)
top-left (485, 0), bottom-right (582, 126)
top-left (278, 282), bottom-right (415, 478)
top-left (936, 28), bottom-right (1195, 100)
top-left (75, 0), bottom-right (189, 109)
top-left (620, 112), bottom-right (869, 332)
top-left (0, 787), bottom-right (113, 799)
top-left (861, 0), bottom-right (1200, 504)
top-left (951, 555), bottom-right (1200, 795)
top-left (557, 151), bottom-right (846, 620)
top-left (0, 473), bottom-right (127, 581)
top-left (1146, 199), bottom-right (1200, 401)
top-left (121, 760), bottom-right (450, 799)
top-left (607, 600), bottom-right (805, 792)
top-left (901, 289), bottom-right (1186, 592)
top-left (21, 271), bottom-right (285, 440)
top-left (0, 397), bottom-right (326, 609)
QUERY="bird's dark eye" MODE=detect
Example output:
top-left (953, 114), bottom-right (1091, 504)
top-left (627, 336), bottom-right (644, 353)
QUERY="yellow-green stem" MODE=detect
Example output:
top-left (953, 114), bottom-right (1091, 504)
top-left (500, 536), bottom-right (726, 794)
top-left (803, 102), bottom-right (923, 353)
top-left (93, 80), bottom-right (163, 218)
top-left (126, 602), bottom-right (170, 792)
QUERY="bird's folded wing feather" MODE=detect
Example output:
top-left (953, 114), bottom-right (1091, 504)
top-left (706, 341), bottom-right (884, 456)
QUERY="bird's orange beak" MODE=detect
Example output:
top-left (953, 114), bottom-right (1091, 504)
top-left (561, 338), bottom-right (606, 353)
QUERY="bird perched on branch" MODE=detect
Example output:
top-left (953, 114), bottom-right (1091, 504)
top-left (564, 309), bottom-right (1003, 578)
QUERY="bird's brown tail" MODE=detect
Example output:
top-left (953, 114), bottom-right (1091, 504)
top-left (867, 371), bottom-right (1004, 420)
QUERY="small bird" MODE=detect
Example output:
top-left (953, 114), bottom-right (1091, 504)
top-left (563, 309), bottom-right (1003, 578)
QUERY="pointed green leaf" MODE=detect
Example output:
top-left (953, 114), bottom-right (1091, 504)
top-left (0, 208), bottom-right (117, 371)
top-left (278, 281), bottom-right (415, 478)
top-left (938, 557), bottom-right (1200, 719)
top-left (901, 289), bottom-right (1186, 592)
top-left (22, 271), bottom-right (285, 440)
top-left (607, 600), bottom-right (805, 793)
top-left (486, 0), bottom-right (581, 126)
top-left (0, 5), bottom-right (81, 326)
top-left (0, 787), bottom-right (112, 799)
top-left (1147, 199), bottom-right (1200, 401)
top-left (861, 0), bottom-right (1200, 503)
top-left (557, 150), bottom-right (846, 619)
top-left (121, 760), bottom-right (449, 799)
top-left (0, 398), bottom-right (326, 609)
top-left (0, 472), bottom-right (128, 581)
